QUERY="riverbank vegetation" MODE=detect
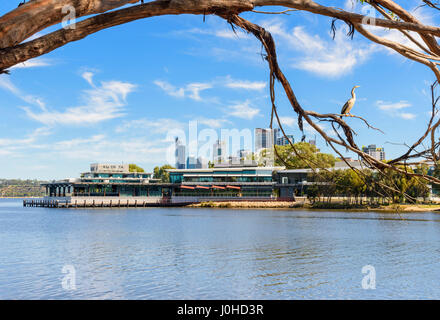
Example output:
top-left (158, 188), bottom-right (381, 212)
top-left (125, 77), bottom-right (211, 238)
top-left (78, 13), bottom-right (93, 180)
top-left (0, 179), bottom-right (46, 197)
top-left (129, 164), bottom-right (145, 173)
top-left (273, 143), bottom-right (433, 205)
top-left (275, 143), bottom-right (336, 169)
top-left (153, 165), bottom-right (175, 182)
top-left (193, 200), bottom-right (440, 212)
top-left (305, 166), bottom-right (431, 205)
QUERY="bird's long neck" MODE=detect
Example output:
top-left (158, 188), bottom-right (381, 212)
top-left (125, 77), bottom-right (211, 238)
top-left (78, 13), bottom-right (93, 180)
top-left (351, 88), bottom-right (356, 99)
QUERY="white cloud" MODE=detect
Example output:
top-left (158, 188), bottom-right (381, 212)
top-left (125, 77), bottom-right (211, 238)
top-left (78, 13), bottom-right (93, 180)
top-left (117, 116), bottom-right (230, 133)
top-left (0, 127), bottom-right (52, 158)
top-left (215, 29), bottom-right (248, 39)
top-left (154, 76), bottom-right (266, 102)
top-left (46, 133), bottom-right (170, 165)
top-left (279, 116), bottom-right (296, 127)
top-left (0, 76), bottom-right (19, 94)
top-left (376, 100), bottom-right (411, 111)
top-left (0, 127), bottom-right (51, 147)
top-left (10, 58), bottom-right (52, 69)
top-left (154, 80), bottom-right (185, 98)
top-left (154, 80), bottom-right (211, 101)
top-left (196, 117), bottom-right (231, 128)
top-left (399, 112), bottom-right (417, 120)
top-left (263, 20), bottom-right (376, 77)
top-left (53, 134), bottom-right (105, 149)
top-left (115, 118), bottom-right (185, 134)
top-left (186, 82), bottom-right (213, 101)
top-left (22, 73), bottom-right (136, 125)
top-left (224, 78), bottom-right (266, 91)
top-left (183, 27), bottom-right (250, 40)
top-left (82, 71), bottom-right (94, 86)
top-left (0, 75), bottom-right (46, 109)
top-left (227, 100), bottom-right (260, 120)
top-left (376, 100), bottom-right (416, 120)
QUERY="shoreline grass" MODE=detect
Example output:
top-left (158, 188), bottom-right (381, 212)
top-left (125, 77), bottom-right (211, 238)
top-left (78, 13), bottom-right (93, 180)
top-left (190, 201), bottom-right (440, 212)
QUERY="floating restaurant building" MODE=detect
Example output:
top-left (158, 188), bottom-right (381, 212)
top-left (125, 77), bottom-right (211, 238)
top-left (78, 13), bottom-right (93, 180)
top-left (29, 163), bottom-right (295, 208)
top-left (167, 165), bottom-right (284, 203)
top-left (28, 160), bottom-right (435, 208)
top-left (36, 164), bottom-right (168, 207)
top-left (43, 163), bottom-right (157, 197)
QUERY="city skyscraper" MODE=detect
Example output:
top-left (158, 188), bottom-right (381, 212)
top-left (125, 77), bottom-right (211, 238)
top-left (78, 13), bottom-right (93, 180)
top-left (213, 140), bottom-right (226, 164)
top-left (255, 128), bottom-right (275, 152)
top-left (276, 135), bottom-right (294, 146)
top-left (273, 128), bottom-right (280, 146)
top-left (186, 156), bottom-right (208, 169)
top-left (175, 137), bottom-right (186, 169)
top-left (362, 144), bottom-right (386, 161)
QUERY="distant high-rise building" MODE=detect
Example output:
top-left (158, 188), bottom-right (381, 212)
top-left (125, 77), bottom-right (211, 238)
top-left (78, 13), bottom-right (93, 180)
top-left (213, 140), bottom-right (226, 164)
top-left (238, 149), bottom-right (252, 159)
top-left (237, 149), bottom-right (254, 165)
top-left (186, 156), bottom-right (198, 169)
top-left (276, 135), bottom-right (294, 146)
top-left (273, 128), bottom-right (280, 146)
top-left (255, 128), bottom-right (275, 152)
top-left (197, 156), bottom-right (208, 169)
top-left (307, 138), bottom-right (320, 152)
top-left (362, 144), bottom-right (386, 161)
top-left (175, 137), bottom-right (186, 169)
top-left (186, 156), bottom-right (208, 169)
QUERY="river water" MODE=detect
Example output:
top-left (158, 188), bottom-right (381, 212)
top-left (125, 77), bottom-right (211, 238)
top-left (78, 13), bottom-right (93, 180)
top-left (0, 198), bottom-right (439, 299)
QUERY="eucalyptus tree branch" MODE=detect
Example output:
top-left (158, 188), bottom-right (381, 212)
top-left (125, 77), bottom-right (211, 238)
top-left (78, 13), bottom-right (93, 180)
top-left (353, 24), bottom-right (440, 83)
top-left (367, 0), bottom-right (433, 56)
top-left (373, 0), bottom-right (440, 55)
top-left (228, 13), bottom-right (440, 185)
top-left (420, 0), bottom-right (440, 11)
top-left (3, 0), bottom-right (440, 72)
top-left (388, 81), bottom-right (439, 165)
top-left (0, 0), bottom-right (139, 48)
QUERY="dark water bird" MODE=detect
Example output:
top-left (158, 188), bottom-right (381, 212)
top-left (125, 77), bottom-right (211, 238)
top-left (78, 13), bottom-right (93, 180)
top-left (340, 85), bottom-right (360, 119)
top-left (18, 1), bottom-right (26, 7)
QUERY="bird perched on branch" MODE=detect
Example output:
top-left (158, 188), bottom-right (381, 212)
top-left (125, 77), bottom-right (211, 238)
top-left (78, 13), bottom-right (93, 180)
top-left (340, 85), bottom-right (360, 119)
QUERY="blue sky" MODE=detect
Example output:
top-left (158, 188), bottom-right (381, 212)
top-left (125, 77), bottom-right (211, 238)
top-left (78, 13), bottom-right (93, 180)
top-left (0, 1), bottom-right (438, 179)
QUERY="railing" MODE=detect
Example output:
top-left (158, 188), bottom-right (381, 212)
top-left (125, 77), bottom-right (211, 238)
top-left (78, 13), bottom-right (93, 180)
top-left (174, 192), bottom-right (273, 197)
top-left (171, 195), bottom-right (276, 203)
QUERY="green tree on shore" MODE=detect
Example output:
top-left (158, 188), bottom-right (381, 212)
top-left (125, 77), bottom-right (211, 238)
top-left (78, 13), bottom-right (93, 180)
top-left (153, 165), bottom-right (175, 182)
top-left (275, 142), bottom-right (335, 169)
top-left (308, 167), bottom-right (429, 205)
top-left (129, 164), bottom-right (145, 173)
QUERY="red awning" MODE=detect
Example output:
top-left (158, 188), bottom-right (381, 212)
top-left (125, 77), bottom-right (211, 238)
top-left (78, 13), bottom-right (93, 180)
top-left (226, 185), bottom-right (241, 190)
top-left (180, 185), bottom-right (195, 190)
top-left (196, 185), bottom-right (210, 189)
top-left (212, 185), bottom-right (225, 190)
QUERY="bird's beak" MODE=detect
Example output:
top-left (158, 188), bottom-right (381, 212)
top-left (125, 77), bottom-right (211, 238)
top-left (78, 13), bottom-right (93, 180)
top-left (355, 86), bottom-right (360, 88)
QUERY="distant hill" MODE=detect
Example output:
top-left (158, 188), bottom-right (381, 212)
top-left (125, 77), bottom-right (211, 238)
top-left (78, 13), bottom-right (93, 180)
top-left (0, 179), bottom-right (47, 198)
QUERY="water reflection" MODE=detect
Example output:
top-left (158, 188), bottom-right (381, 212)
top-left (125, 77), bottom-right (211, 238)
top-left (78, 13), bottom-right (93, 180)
top-left (0, 200), bottom-right (440, 299)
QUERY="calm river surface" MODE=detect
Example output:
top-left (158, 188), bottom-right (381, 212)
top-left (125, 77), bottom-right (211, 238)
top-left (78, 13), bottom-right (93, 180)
top-left (1, 198), bottom-right (440, 299)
